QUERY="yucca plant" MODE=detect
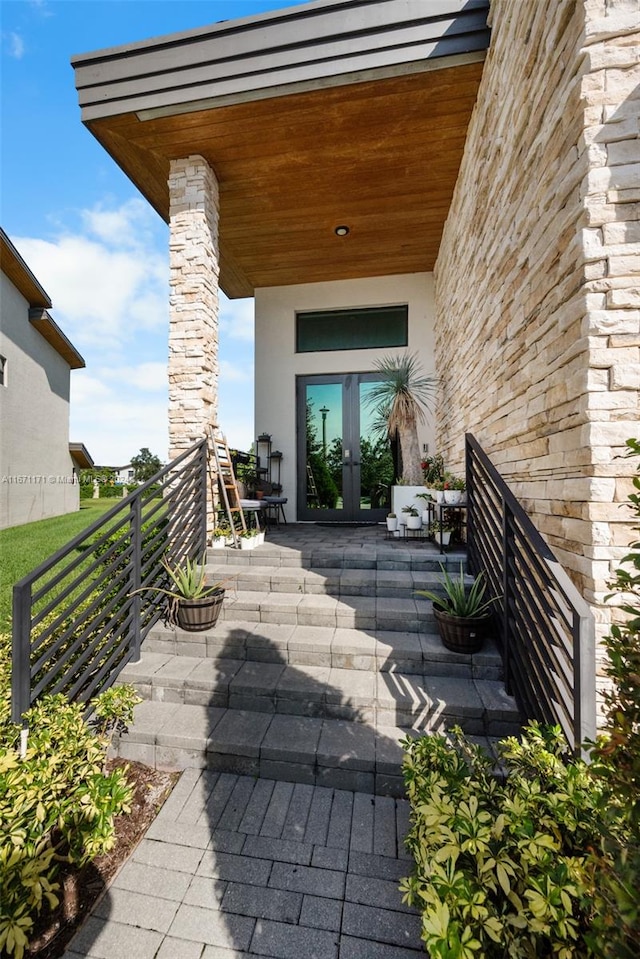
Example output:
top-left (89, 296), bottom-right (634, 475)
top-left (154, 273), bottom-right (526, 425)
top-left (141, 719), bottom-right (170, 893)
top-left (416, 562), bottom-right (496, 618)
top-left (134, 553), bottom-right (227, 601)
top-left (366, 352), bottom-right (438, 485)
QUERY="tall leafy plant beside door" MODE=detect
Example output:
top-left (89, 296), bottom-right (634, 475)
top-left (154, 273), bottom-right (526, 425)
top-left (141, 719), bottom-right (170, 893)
top-left (366, 352), bottom-right (437, 485)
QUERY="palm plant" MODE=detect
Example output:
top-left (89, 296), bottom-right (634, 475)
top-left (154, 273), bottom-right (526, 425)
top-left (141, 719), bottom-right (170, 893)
top-left (366, 352), bottom-right (437, 485)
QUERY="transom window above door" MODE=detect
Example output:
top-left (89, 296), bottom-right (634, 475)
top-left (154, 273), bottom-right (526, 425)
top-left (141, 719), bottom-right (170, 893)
top-left (296, 305), bottom-right (408, 353)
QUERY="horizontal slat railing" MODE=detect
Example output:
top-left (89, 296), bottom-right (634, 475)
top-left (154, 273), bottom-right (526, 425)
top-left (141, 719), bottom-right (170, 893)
top-left (11, 439), bottom-right (208, 723)
top-left (466, 433), bottom-right (596, 750)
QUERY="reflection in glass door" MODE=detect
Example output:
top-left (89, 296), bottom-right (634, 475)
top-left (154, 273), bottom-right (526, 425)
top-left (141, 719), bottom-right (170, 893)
top-left (297, 374), bottom-right (394, 522)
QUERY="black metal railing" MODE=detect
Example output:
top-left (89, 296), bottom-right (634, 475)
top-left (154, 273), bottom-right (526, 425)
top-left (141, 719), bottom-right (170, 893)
top-left (466, 433), bottom-right (596, 750)
top-left (11, 439), bottom-right (208, 723)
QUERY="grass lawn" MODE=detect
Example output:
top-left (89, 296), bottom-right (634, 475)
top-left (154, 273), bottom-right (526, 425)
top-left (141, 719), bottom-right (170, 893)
top-left (0, 500), bottom-right (119, 631)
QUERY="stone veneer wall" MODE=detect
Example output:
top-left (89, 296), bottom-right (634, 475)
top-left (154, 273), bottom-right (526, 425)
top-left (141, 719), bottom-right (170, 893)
top-left (434, 0), bottom-right (639, 693)
top-left (168, 156), bottom-right (220, 457)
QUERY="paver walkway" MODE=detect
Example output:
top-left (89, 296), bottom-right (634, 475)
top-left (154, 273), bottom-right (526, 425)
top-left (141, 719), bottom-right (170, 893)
top-left (62, 769), bottom-right (424, 959)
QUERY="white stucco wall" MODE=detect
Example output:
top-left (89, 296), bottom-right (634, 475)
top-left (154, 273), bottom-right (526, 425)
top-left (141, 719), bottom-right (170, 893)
top-left (255, 273), bottom-right (435, 520)
top-left (0, 273), bottom-right (78, 529)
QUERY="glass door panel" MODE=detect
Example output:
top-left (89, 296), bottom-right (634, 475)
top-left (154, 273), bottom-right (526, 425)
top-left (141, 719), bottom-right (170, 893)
top-left (303, 381), bottom-right (344, 515)
top-left (297, 374), bottom-right (392, 522)
top-left (358, 380), bottom-right (393, 515)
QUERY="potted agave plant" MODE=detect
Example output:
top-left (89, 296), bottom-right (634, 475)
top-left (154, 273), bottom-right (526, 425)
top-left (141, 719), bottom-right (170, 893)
top-left (416, 563), bottom-right (496, 654)
top-left (136, 553), bottom-right (228, 632)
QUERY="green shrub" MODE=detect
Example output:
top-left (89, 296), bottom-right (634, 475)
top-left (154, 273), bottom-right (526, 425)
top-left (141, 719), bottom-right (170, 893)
top-left (401, 723), bottom-right (605, 959)
top-left (587, 437), bottom-right (640, 957)
top-left (0, 631), bottom-right (140, 958)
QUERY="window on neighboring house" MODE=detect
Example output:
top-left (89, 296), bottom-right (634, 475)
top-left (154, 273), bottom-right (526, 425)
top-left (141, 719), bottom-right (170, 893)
top-left (0, 355), bottom-right (6, 387)
top-left (296, 305), bottom-right (408, 353)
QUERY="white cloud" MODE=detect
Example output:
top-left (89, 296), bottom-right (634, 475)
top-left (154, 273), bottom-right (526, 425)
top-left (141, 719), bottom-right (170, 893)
top-left (15, 199), bottom-right (256, 464)
top-left (219, 359), bottom-right (252, 383)
top-left (102, 362), bottom-right (168, 392)
top-left (6, 32), bottom-right (25, 58)
top-left (15, 230), bottom-right (168, 348)
top-left (219, 294), bottom-right (254, 342)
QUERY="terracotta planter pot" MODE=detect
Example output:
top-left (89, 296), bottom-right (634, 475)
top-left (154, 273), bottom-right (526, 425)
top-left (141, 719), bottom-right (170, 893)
top-left (176, 590), bottom-right (225, 631)
top-left (433, 605), bottom-right (488, 654)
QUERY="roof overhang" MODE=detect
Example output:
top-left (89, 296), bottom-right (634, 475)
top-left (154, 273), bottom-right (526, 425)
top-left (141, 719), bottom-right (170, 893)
top-left (72, 0), bottom-right (490, 298)
top-left (1, 228), bottom-right (85, 369)
top-left (69, 443), bottom-right (94, 470)
top-left (29, 309), bottom-right (85, 369)
top-left (0, 227), bottom-right (51, 309)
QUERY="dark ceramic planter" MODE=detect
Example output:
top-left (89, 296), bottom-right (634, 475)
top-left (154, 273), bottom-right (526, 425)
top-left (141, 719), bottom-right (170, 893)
top-left (433, 605), bottom-right (489, 654)
top-left (176, 590), bottom-right (225, 632)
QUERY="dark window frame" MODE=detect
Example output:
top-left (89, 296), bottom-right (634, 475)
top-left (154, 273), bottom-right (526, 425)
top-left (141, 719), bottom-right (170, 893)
top-left (295, 305), bottom-right (408, 354)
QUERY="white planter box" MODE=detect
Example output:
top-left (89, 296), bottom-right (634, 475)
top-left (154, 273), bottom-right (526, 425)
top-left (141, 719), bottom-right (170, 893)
top-left (386, 516), bottom-right (399, 532)
top-left (391, 485), bottom-right (429, 517)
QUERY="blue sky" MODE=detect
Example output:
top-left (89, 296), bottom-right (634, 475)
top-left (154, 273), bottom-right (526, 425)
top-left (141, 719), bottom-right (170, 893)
top-left (1, 0), bottom-right (307, 466)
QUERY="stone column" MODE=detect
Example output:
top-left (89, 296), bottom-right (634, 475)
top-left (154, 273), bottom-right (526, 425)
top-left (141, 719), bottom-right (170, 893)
top-left (168, 155), bottom-right (220, 535)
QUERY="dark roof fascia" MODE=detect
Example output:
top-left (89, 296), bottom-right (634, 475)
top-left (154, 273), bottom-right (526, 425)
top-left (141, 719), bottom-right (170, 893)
top-left (69, 443), bottom-right (95, 469)
top-left (29, 308), bottom-right (86, 370)
top-left (72, 0), bottom-right (490, 122)
top-left (0, 227), bottom-right (51, 309)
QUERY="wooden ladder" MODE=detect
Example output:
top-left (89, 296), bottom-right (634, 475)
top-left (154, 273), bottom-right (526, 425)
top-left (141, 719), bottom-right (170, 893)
top-left (209, 430), bottom-right (246, 547)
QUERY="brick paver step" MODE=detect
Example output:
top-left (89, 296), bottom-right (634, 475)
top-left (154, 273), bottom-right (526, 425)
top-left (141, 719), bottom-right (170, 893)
top-left (119, 652), bottom-right (518, 738)
top-left (209, 542), bottom-right (467, 574)
top-left (114, 700), bottom-right (508, 797)
top-left (213, 589), bottom-right (438, 632)
top-left (143, 621), bottom-right (503, 680)
top-left (206, 563), bottom-right (455, 600)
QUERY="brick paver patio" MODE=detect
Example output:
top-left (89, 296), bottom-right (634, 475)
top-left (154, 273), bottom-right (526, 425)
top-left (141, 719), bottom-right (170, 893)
top-left (62, 768), bottom-right (423, 958)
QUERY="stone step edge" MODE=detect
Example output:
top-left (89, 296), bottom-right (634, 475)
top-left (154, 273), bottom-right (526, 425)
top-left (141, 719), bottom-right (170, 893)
top-left (114, 701), bottom-right (508, 798)
top-left (204, 564), bottom-right (462, 597)
top-left (207, 548), bottom-right (468, 571)
top-left (118, 655), bottom-right (519, 733)
top-left (142, 621), bottom-right (503, 674)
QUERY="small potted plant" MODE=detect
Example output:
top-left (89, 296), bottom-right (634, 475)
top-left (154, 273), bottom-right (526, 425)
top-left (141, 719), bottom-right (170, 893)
top-left (134, 553), bottom-right (228, 632)
top-left (416, 491), bottom-right (434, 526)
top-left (416, 564), bottom-right (496, 653)
top-left (431, 519), bottom-right (457, 547)
top-left (211, 524), bottom-right (231, 549)
top-left (421, 454), bottom-right (445, 498)
top-left (444, 474), bottom-right (465, 505)
top-left (402, 504), bottom-right (422, 530)
top-left (386, 512), bottom-right (399, 532)
top-left (239, 528), bottom-right (259, 549)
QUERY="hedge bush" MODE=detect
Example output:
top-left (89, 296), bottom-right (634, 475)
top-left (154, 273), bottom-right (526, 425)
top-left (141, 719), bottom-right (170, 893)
top-left (0, 631), bottom-right (139, 958)
top-left (401, 723), bottom-right (604, 958)
top-left (402, 437), bottom-right (640, 959)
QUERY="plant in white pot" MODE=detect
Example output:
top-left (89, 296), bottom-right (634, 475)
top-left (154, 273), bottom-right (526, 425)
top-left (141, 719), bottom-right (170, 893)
top-left (421, 454), bottom-right (445, 499)
top-left (386, 512), bottom-right (399, 532)
top-left (443, 474), bottom-right (465, 505)
top-left (416, 564), bottom-right (497, 654)
top-left (402, 505), bottom-right (422, 530)
top-left (134, 553), bottom-right (228, 632)
top-left (416, 491), bottom-right (434, 526)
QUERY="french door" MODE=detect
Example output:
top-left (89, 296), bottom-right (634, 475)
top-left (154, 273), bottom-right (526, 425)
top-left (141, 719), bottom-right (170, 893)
top-left (296, 373), bottom-right (393, 522)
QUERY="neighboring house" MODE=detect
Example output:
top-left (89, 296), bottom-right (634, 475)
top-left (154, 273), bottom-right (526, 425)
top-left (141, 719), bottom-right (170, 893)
top-left (71, 0), bottom-right (638, 704)
top-left (0, 229), bottom-right (85, 529)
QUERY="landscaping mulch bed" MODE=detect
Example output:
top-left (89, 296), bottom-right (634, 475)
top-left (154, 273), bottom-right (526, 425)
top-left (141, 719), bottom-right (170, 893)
top-left (27, 760), bottom-right (180, 959)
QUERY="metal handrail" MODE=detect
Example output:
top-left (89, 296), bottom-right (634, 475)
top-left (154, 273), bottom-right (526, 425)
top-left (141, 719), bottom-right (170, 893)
top-left (11, 438), bottom-right (208, 723)
top-left (465, 433), bottom-right (596, 750)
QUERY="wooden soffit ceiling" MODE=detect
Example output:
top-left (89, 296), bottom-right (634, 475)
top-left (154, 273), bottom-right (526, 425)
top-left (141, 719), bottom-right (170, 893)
top-left (87, 62), bottom-right (484, 298)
